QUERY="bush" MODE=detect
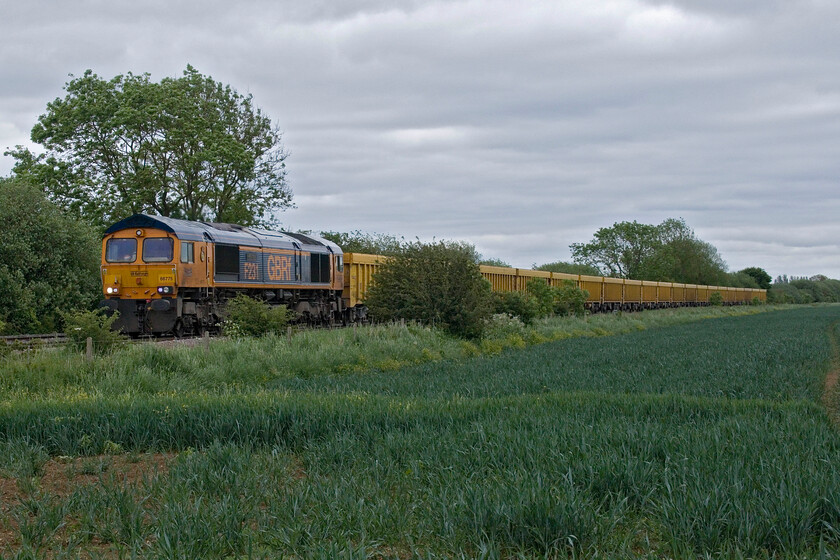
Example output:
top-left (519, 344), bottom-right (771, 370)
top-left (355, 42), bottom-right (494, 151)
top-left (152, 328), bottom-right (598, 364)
top-left (493, 291), bottom-right (540, 325)
top-left (223, 294), bottom-right (295, 337)
top-left (709, 291), bottom-right (724, 306)
top-left (526, 279), bottom-right (589, 318)
top-left (63, 309), bottom-right (126, 354)
top-left (554, 280), bottom-right (589, 317)
top-left (366, 241), bottom-right (493, 339)
top-left (0, 178), bottom-right (101, 334)
top-left (526, 279), bottom-right (556, 318)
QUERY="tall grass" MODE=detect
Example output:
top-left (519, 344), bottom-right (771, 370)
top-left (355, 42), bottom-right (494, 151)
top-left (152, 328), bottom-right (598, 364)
top-left (0, 305), bottom-right (794, 400)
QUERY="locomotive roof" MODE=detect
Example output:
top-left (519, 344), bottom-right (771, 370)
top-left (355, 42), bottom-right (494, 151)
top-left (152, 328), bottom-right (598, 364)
top-left (104, 214), bottom-right (341, 254)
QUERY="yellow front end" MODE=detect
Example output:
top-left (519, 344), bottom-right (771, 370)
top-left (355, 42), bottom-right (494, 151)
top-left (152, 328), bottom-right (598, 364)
top-left (100, 227), bottom-right (181, 335)
top-left (101, 266), bottom-right (177, 300)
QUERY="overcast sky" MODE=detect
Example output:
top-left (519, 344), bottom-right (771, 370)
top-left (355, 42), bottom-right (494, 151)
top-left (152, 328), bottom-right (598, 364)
top-left (2, 0), bottom-right (838, 278)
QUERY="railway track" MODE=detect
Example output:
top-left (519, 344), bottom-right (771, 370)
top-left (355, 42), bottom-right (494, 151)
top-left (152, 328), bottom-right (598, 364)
top-left (1, 333), bottom-right (68, 349)
top-left (0, 332), bottom-right (201, 352)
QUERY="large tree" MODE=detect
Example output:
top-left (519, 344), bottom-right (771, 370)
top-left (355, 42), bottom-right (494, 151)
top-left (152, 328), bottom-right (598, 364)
top-left (0, 178), bottom-right (101, 333)
top-left (7, 65), bottom-right (291, 228)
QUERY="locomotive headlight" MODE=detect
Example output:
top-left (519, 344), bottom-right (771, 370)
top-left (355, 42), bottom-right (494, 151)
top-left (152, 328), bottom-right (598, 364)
top-left (157, 286), bottom-right (174, 295)
top-left (106, 287), bottom-right (119, 294)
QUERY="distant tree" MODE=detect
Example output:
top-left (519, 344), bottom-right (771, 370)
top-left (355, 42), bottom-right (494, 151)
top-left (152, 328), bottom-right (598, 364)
top-left (726, 272), bottom-right (760, 289)
top-left (7, 65), bottom-right (291, 228)
top-left (570, 220), bottom-right (660, 278)
top-left (570, 218), bottom-right (730, 284)
top-left (365, 241), bottom-right (493, 339)
top-left (738, 267), bottom-right (772, 290)
top-left (319, 230), bottom-right (405, 255)
top-left (534, 260), bottom-right (602, 276)
top-left (0, 178), bottom-right (100, 333)
top-left (479, 258), bottom-right (513, 268)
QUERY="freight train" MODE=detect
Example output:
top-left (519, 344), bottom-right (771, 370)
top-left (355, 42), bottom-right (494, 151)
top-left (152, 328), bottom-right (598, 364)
top-left (100, 214), bottom-right (766, 336)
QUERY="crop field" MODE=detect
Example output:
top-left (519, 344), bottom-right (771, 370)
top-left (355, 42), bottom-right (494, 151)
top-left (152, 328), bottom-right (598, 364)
top-left (2, 305), bottom-right (840, 558)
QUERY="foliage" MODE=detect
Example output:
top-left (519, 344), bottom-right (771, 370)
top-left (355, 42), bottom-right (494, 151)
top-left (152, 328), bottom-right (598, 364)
top-left (570, 218), bottom-right (732, 285)
top-left (63, 309), bottom-right (126, 354)
top-left (319, 230), bottom-right (405, 255)
top-left (492, 290), bottom-right (540, 325)
top-left (739, 267), bottom-right (772, 290)
top-left (0, 177), bottom-right (101, 333)
top-left (709, 291), bottom-right (724, 306)
top-left (479, 258), bottom-right (513, 268)
top-left (570, 220), bottom-right (661, 278)
top-left (223, 294), bottom-right (295, 337)
top-left (524, 279), bottom-right (556, 318)
top-left (725, 271), bottom-right (761, 289)
top-left (553, 280), bottom-right (588, 317)
top-left (769, 277), bottom-right (840, 304)
top-left (7, 65), bottom-right (290, 228)
top-left (526, 279), bottom-right (589, 318)
top-left (534, 260), bottom-right (601, 276)
top-left (365, 241), bottom-right (493, 338)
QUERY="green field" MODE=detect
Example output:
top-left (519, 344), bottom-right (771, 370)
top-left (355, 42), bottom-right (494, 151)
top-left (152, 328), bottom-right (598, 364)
top-left (2, 305), bottom-right (840, 558)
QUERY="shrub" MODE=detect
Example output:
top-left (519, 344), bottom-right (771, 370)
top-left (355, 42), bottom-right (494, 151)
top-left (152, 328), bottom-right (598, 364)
top-left (63, 309), bottom-right (126, 354)
top-left (526, 279), bottom-right (589, 318)
top-left (224, 294), bottom-right (295, 337)
top-left (366, 241), bottom-right (493, 339)
top-left (554, 280), bottom-right (589, 317)
top-left (709, 291), bottom-right (724, 306)
top-left (493, 291), bottom-right (540, 325)
top-left (525, 279), bottom-right (555, 318)
top-left (0, 178), bottom-right (101, 334)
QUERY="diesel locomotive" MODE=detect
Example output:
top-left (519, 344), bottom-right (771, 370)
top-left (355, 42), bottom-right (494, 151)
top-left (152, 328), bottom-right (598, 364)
top-left (100, 214), bottom-right (355, 336)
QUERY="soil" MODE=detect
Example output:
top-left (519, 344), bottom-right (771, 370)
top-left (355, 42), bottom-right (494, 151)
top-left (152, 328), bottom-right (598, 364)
top-left (823, 321), bottom-right (840, 425)
top-left (0, 453), bottom-right (173, 554)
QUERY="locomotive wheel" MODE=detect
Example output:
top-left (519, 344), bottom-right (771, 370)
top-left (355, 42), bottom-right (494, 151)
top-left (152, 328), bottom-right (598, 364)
top-left (172, 319), bottom-right (184, 339)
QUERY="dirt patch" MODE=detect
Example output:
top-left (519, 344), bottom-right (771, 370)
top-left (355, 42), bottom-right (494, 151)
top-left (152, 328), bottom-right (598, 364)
top-left (41, 453), bottom-right (172, 499)
top-left (823, 321), bottom-right (840, 425)
top-left (0, 452), bottom-right (173, 554)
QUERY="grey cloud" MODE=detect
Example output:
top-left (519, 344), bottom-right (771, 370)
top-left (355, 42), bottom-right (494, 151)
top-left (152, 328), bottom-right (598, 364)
top-left (1, 0), bottom-right (838, 276)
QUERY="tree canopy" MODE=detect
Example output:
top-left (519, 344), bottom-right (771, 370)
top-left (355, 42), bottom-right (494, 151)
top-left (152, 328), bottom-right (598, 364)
top-left (534, 260), bottom-right (602, 276)
top-left (319, 230), bottom-right (406, 256)
top-left (570, 218), bottom-right (731, 285)
top-left (0, 178), bottom-right (101, 333)
top-left (7, 65), bottom-right (291, 228)
top-left (739, 267), bottom-right (772, 290)
top-left (570, 220), bottom-right (661, 279)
